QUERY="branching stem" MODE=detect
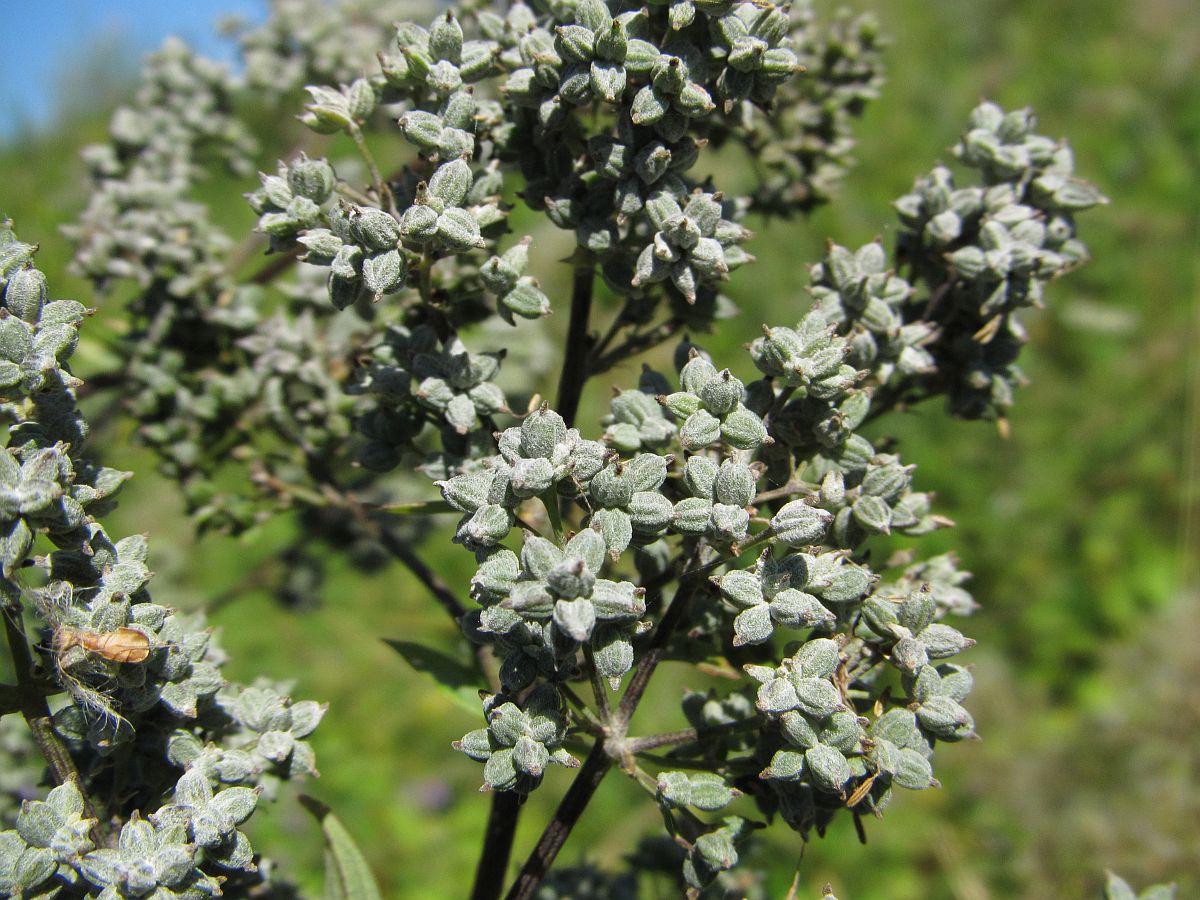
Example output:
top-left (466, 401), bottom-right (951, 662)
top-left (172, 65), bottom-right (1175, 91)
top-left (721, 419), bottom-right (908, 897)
top-left (502, 742), bottom-right (613, 900)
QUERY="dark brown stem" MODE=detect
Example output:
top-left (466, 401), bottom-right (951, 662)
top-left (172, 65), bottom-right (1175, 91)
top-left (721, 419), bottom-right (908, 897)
top-left (470, 791), bottom-right (523, 900)
top-left (248, 246), bottom-right (303, 286)
top-left (498, 553), bottom-right (708, 897)
top-left (555, 262), bottom-right (595, 427)
top-left (503, 741), bottom-right (613, 900)
top-left (615, 563), bottom-right (706, 727)
top-left (479, 540), bottom-right (703, 900)
top-left (627, 717), bottom-right (762, 756)
top-left (586, 295), bottom-right (636, 365)
top-left (372, 518), bottom-right (467, 621)
top-left (0, 682), bottom-right (23, 714)
top-left (752, 480), bottom-right (809, 505)
top-left (625, 728), bottom-right (699, 753)
top-left (288, 461), bottom-right (518, 893)
top-left (589, 318), bottom-right (683, 377)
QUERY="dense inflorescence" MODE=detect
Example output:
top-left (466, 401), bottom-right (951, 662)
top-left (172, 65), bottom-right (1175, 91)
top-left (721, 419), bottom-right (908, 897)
top-left (5, 0), bottom-right (1109, 895)
top-left (0, 223), bottom-right (320, 897)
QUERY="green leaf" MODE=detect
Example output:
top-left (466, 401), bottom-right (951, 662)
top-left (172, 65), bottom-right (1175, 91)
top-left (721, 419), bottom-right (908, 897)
top-left (384, 640), bottom-right (482, 717)
top-left (300, 796), bottom-right (383, 900)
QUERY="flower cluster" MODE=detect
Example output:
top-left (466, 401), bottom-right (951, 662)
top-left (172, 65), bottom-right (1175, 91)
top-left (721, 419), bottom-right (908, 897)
top-left (891, 100), bottom-right (1108, 418)
top-left (33, 0), bottom-right (1107, 890)
top-left (453, 685), bottom-right (578, 794)
top-left (0, 223), bottom-right (318, 896)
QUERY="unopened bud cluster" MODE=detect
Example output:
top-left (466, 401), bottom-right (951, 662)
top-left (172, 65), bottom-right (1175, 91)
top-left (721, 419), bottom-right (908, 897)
top-left (1, 224), bottom-right (321, 897)
top-left (9, 0), bottom-right (1110, 893)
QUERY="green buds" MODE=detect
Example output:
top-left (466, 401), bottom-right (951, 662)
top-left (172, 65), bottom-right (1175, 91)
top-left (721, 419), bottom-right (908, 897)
top-left (771, 500), bottom-right (832, 546)
top-left (454, 686), bottom-right (577, 793)
top-left (3, 266), bottom-right (46, 323)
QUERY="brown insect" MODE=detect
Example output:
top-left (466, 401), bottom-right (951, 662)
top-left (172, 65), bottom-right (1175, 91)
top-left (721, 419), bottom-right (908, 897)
top-left (54, 627), bottom-right (151, 664)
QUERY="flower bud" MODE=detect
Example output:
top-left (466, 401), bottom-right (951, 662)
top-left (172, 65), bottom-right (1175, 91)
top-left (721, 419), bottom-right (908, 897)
top-left (920, 623), bottom-right (975, 659)
top-left (893, 747), bottom-right (936, 789)
top-left (714, 460), bottom-right (755, 506)
top-left (851, 494), bottom-right (892, 534)
top-left (287, 156), bottom-right (336, 203)
top-left (795, 638), bottom-right (841, 679)
top-left (916, 695), bottom-right (975, 741)
top-left (891, 635), bottom-right (929, 676)
top-left (429, 11), bottom-right (464, 64)
top-left (346, 78), bottom-right (377, 121)
top-left (771, 500), bottom-right (832, 547)
top-left (399, 111), bottom-right (445, 151)
top-left (672, 497), bottom-right (713, 534)
top-left (761, 748), bottom-right (805, 780)
top-left (547, 558), bottom-right (596, 600)
top-left (716, 570), bottom-right (762, 609)
top-left (628, 491), bottom-right (672, 532)
top-left (731, 598), bottom-right (777, 644)
top-left (679, 409), bottom-right (721, 449)
top-left (631, 85), bottom-right (668, 125)
top-left (552, 597), bottom-right (596, 641)
top-left (499, 282), bottom-right (549, 324)
top-left (791, 677), bottom-right (842, 718)
top-left (436, 207), bottom-right (484, 251)
top-left (720, 406), bottom-right (767, 449)
top-left (900, 587), bottom-right (936, 635)
top-left (362, 249), bottom-right (407, 298)
top-left (429, 159), bottom-right (473, 208)
top-left (520, 408), bottom-right (567, 459)
top-left (591, 630), bottom-right (633, 684)
top-left (509, 457), bottom-right (555, 498)
top-left (351, 207), bottom-right (401, 251)
top-left (805, 744), bottom-right (851, 793)
top-left (4, 266), bottom-right (46, 323)
top-left (400, 204), bottom-right (440, 243)
top-left (709, 503), bottom-right (749, 543)
top-left (327, 272), bottom-right (363, 310)
top-left (460, 504), bottom-right (513, 547)
top-left (768, 588), bottom-right (835, 628)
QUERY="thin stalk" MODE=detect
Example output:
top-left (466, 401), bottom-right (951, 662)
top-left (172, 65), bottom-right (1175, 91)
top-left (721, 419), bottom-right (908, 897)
top-left (589, 318), bottom-right (683, 377)
top-left (615, 560), bottom-right (707, 728)
top-left (555, 262), bottom-right (595, 427)
top-left (372, 518), bottom-right (467, 622)
top-left (348, 123), bottom-right (396, 217)
top-left (503, 741), bottom-right (613, 900)
top-left (586, 295), bottom-right (635, 365)
top-left (378, 499), bottom-right (458, 515)
top-left (625, 728), bottom-right (698, 753)
top-left (559, 683), bottom-right (605, 735)
top-left (581, 644), bottom-right (611, 723)
top-left (248, 245), bottom-right (303, 286)
top-left (290, 463), bottom-right (518, 896)
top-left (752, 480), bottom-right (810, 505)
top-left (541, 489), bottom-right (564, 543)
top-left (626, 717), bottom-right (762, 755)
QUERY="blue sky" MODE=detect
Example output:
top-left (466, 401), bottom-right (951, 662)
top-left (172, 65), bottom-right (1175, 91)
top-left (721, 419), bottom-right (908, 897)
top-left (0, 0), bottom-right (264, 138)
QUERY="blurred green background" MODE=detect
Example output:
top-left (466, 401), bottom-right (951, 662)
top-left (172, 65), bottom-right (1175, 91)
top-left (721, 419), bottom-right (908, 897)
top-left (2, 0), bottom-right (1197, 897)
